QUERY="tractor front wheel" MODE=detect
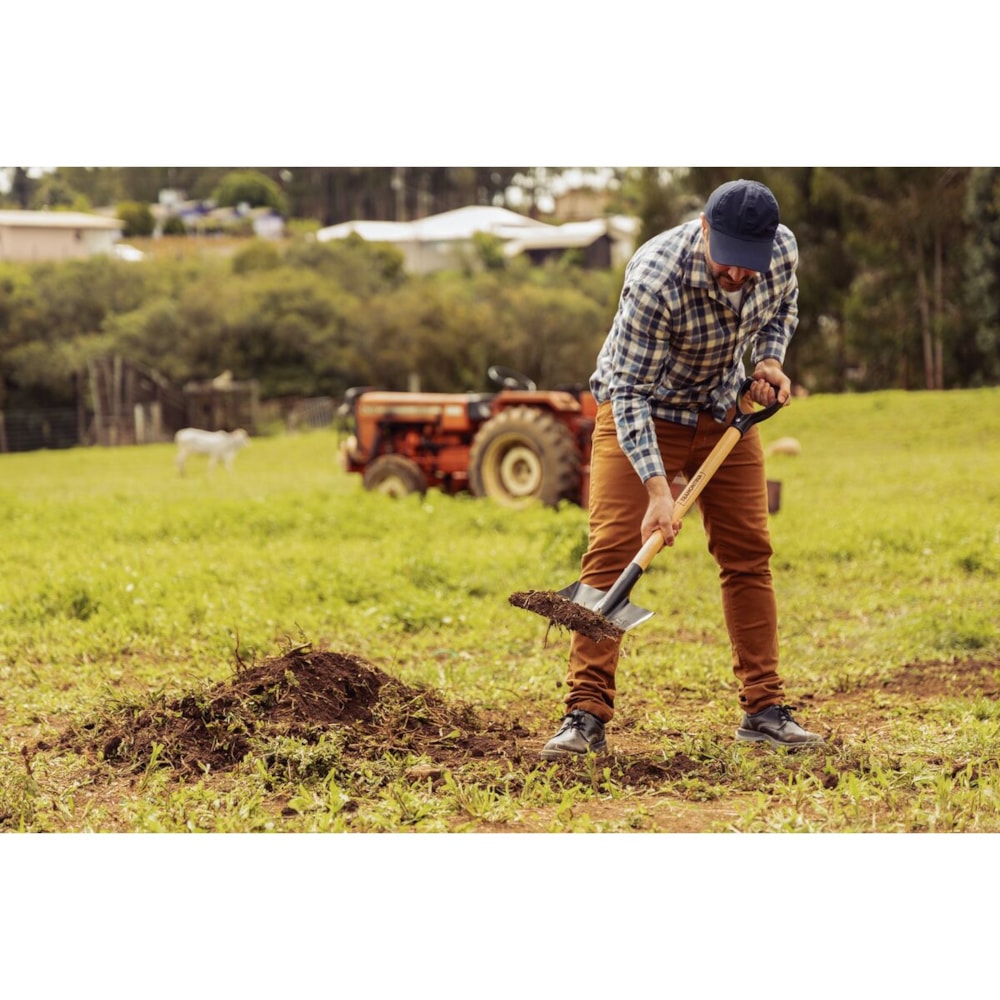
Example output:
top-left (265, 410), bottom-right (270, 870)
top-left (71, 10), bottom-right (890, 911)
top-left (362, 455), bottom-right (426, 497)
top-left (469, 406), bottom-right (580, 509)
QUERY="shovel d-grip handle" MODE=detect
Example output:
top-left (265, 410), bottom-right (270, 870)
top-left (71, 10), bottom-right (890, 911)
top-left (631, 377), bottom-right (783, 572)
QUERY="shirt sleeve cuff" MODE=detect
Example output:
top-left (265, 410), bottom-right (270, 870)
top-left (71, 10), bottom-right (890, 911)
top-left (753, 340), bottom-right (787, 365)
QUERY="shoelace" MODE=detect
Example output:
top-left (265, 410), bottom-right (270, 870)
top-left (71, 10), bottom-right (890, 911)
top-left (773, 705), bottom-right (810, 729)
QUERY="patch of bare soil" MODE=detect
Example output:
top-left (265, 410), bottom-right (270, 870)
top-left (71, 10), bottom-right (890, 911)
top-left (59, 646), bottom-right (532, 779)
top-left (809, 657), bottom-right (1000, 742)
top-left (875, 658), bottom-right (1000, 699)
top-left (49, 650), bottom-right (1000, 829)
top-left (57, 644), bottom-right (721, 790)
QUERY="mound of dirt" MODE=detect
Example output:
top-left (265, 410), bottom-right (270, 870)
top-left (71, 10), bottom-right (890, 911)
top-left (64, 646), bottom-right (527, 777)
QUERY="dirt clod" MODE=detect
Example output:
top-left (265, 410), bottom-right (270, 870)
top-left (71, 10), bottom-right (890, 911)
top-left (509, 590), bottom-right (624, 643)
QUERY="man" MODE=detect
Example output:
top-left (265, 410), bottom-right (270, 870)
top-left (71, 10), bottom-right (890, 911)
top-left (540, 178), bottom-right (823, 760)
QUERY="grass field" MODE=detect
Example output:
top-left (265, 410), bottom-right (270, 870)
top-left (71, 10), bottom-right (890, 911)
top-left (1, 387), bottom-right (998, 837)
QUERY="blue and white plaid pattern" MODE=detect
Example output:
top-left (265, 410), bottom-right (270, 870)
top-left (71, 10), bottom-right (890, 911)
top-left (591, 219), bottom-right (799, 483)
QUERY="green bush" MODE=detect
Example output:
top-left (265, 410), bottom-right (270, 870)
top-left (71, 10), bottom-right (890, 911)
top-left (285, 218), bottom-right (321, 238)
top-left (232, 240), bottom-right (282, 274)
top-left (161, 215), bottom-right (187, 236)
top-left (117, 201), bottom-right (155, 238)
top-left (212, 170), bottom-right (288, 216)
top-left (472, 232), bottom-right (507, 271)
top-left (0, 237), bottom-right (622, 404)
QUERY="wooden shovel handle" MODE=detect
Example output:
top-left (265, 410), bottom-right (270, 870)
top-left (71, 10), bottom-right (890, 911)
top-left (631, 378), bottom-right (783, 573)
top-left (633, 425), bottom-right (743, 571)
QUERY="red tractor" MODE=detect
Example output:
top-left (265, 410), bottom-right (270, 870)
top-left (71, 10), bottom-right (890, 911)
top-left (339, 366), bottom-right (598, 509)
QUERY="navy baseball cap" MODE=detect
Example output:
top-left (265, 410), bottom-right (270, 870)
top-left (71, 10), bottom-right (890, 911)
top-left (704, 179), bottom-right (780, 273)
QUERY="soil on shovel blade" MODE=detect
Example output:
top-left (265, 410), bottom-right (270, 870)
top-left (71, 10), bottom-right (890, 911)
top-left (62, 646), bottom-right (528, 778)
top-left (508, 590), bottom-right (624, 643)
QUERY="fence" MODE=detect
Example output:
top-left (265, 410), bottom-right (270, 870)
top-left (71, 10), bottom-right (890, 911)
top-left (2, 366), bottom-right (326, 454)
top-left (0, 409), bottom-right (81, 453)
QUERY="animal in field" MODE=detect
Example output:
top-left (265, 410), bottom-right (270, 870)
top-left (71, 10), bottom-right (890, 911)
top-left (174, 427), bottom-right (250, 475)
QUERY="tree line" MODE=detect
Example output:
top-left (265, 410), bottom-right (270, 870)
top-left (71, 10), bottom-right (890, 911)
top-left (1, 167), bottom-right (999, 414)
top-left (1, 167), bottom-right (541, 227)
top-left (0, 236), bottom-right (620, 411)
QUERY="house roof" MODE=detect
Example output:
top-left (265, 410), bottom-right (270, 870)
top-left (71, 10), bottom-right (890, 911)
top-left (410, 205), bottom-right (549, 240)
top-left (0, 210), bottom-right (123, 231)
top-left (317, 205), bottom-right (551, 245)
top-left (502, 215), bottom-right (640, 255)
top-left (502, 220), bottom-right (609, 253)
top-left (314, 205), bottom-right (640, 271)
top-left (316, 219), bottom-right (419, 243)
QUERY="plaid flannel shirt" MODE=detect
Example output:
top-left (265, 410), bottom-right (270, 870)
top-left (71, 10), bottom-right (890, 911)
top-left (590, 218), bottom-right (799, 483)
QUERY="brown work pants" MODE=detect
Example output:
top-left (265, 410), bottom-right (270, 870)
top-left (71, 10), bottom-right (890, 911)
top-left (564, 402), bottom-right (785, 722)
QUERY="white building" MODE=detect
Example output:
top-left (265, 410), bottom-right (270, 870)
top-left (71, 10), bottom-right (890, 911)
top-left (317, 205), bottom-right (637, 273)
top-left (0, 210), bottom-right (124, 261)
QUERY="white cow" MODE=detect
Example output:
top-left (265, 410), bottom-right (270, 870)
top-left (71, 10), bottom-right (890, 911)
top-left (174, 427), bottom-right (250, 475)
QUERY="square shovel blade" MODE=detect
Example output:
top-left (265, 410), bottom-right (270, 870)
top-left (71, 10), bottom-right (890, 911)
top-left (556, 581), bottom-right (655, 633)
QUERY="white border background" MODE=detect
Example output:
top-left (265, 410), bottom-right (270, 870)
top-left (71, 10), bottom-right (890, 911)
top-left (3, 3), bottom-right (994, 993)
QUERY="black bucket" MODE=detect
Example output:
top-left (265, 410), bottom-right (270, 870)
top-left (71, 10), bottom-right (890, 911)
top-left (767, 479), bottom-right (782, 514)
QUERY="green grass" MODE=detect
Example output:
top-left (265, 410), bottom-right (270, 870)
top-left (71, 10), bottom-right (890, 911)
top-left (1, 387), bottom-right (998, 834)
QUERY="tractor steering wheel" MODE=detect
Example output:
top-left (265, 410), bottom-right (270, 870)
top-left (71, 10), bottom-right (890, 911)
top-left (487, 365), bottom-right (537, 391)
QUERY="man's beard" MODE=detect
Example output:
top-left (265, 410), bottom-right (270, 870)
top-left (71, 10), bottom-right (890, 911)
top-left (715, 270), bottom-right (751, 292)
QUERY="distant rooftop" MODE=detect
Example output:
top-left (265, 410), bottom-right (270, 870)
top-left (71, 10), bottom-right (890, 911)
top-left (0, 210), bottom-right (123, 230)
top-left (317, 205), bottom-right (551, 244)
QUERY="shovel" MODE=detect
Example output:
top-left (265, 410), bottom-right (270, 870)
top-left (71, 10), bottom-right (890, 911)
top-left (509, 378), bottom-right (783, 641)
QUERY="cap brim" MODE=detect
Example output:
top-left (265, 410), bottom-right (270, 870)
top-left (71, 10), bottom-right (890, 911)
top-left (709, 230), bottom-right (774, 273)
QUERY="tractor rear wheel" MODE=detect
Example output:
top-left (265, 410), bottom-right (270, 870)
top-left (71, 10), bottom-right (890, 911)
top-left (362, 455), bottom-right (426, 497)
top-left (469, 406), bottom-right (580, 509)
